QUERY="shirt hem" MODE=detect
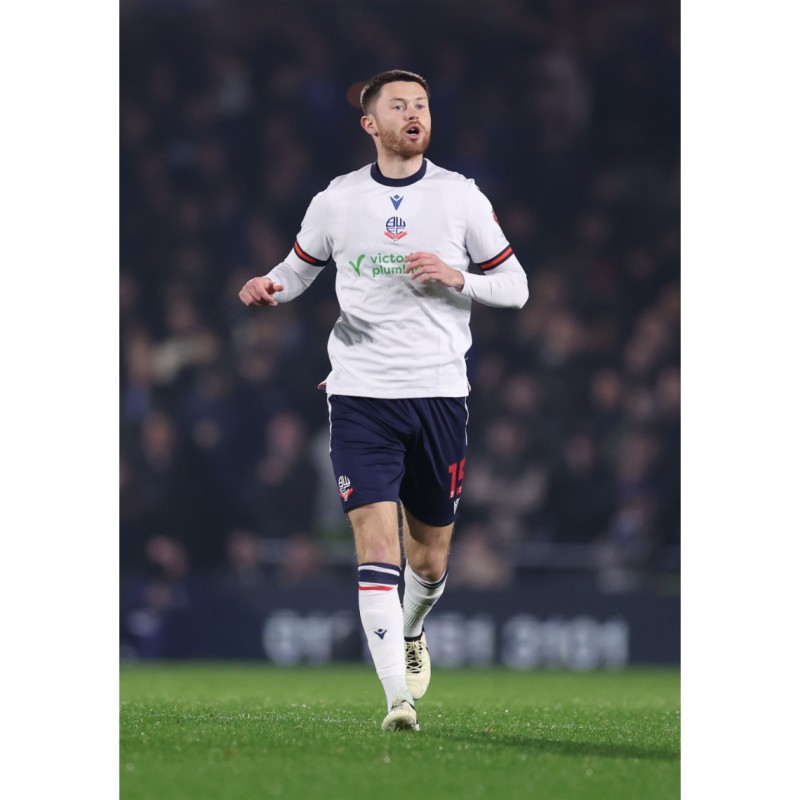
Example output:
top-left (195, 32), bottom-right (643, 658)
top-left (324, 382), bottom-right (469, 399)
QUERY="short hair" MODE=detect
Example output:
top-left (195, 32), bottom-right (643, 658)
top-left (360, 70), bottom-right (430, 114)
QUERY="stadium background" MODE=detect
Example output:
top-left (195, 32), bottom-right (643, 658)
top-left (119, 0), bottom-right (680, 666)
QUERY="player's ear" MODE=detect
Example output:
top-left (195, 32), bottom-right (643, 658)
top-left (361, 115), bottom-right (379, 137)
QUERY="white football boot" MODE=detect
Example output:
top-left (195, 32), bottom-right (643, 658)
top-left (405, 631), bottom-right (431, 700)
top-left (381, 694), bottom-right (419, 731)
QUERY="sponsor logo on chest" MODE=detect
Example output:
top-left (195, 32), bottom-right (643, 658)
top-left (347, 252), bottom-right (408, 278)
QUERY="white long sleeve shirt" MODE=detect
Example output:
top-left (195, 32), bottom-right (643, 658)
top-left (266, 158), bottom-right (529, 398)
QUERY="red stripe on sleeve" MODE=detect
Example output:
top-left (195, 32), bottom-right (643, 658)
top-left (478, 245), bottom-right (513, 271)
top-left (293, 241), bottom-right (326, 266)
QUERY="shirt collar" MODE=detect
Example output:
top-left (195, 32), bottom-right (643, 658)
top-left (370, 159), bottom-right (428, 187)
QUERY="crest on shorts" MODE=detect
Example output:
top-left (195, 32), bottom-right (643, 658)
top-left (338, 475), bottom-right (354, 500)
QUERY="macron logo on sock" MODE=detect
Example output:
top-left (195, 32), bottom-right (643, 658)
top-left (374, 629), bottom-right (388, 639)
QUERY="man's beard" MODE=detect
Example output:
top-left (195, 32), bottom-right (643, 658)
top-left (379, 127), bottom-right (431, 158)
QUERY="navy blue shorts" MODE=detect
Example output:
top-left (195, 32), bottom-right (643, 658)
top-left (328, 395), bottom-right (469, 527)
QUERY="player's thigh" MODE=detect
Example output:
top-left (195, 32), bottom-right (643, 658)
top-left (399, 397), bottom-right (468, 528)
top-left (328, 395), bottom-right (407, 514)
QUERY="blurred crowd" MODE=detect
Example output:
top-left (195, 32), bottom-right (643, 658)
top-left (120, 0), bottom-right (680, 601)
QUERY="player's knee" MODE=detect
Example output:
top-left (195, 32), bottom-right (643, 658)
top-left (409, 553), bottom-right (449, 583)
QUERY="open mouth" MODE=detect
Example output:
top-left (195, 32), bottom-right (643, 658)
top-left (405, 126), bottom-right (422, 138)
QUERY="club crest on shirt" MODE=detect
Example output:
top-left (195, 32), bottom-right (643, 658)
top-left (384, 216), bottom-right (407, 242)
top-left (338, 475), bottom-right (354, 500)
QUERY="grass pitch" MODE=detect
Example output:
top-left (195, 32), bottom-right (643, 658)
top-left (120, 663), bottom-right (679, 800)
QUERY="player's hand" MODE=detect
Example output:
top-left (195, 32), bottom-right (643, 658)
top-left (404, 252), bottom-right (465, 290)
top-left (238, 276), bottom-right (285, 307)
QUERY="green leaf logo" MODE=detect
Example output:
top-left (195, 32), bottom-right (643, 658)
top-left (349, 254), bottom-right (366, 276)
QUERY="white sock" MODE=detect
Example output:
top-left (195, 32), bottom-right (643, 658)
top-left (358, 563), bottom-right (412, 710)
top-left (403, 564), bottom-right (448, 639)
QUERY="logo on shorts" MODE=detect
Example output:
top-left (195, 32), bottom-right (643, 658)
top-left (384, 216), bottom-right (407, 242)
top-left (338, 475), bottom-right (354, 500)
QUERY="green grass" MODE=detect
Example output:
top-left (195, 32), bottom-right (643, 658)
top-left (120, 663), bottom-right (679, 800)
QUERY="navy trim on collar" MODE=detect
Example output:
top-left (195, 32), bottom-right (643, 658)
top-left (370, 159), bottom-right (428, 186)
